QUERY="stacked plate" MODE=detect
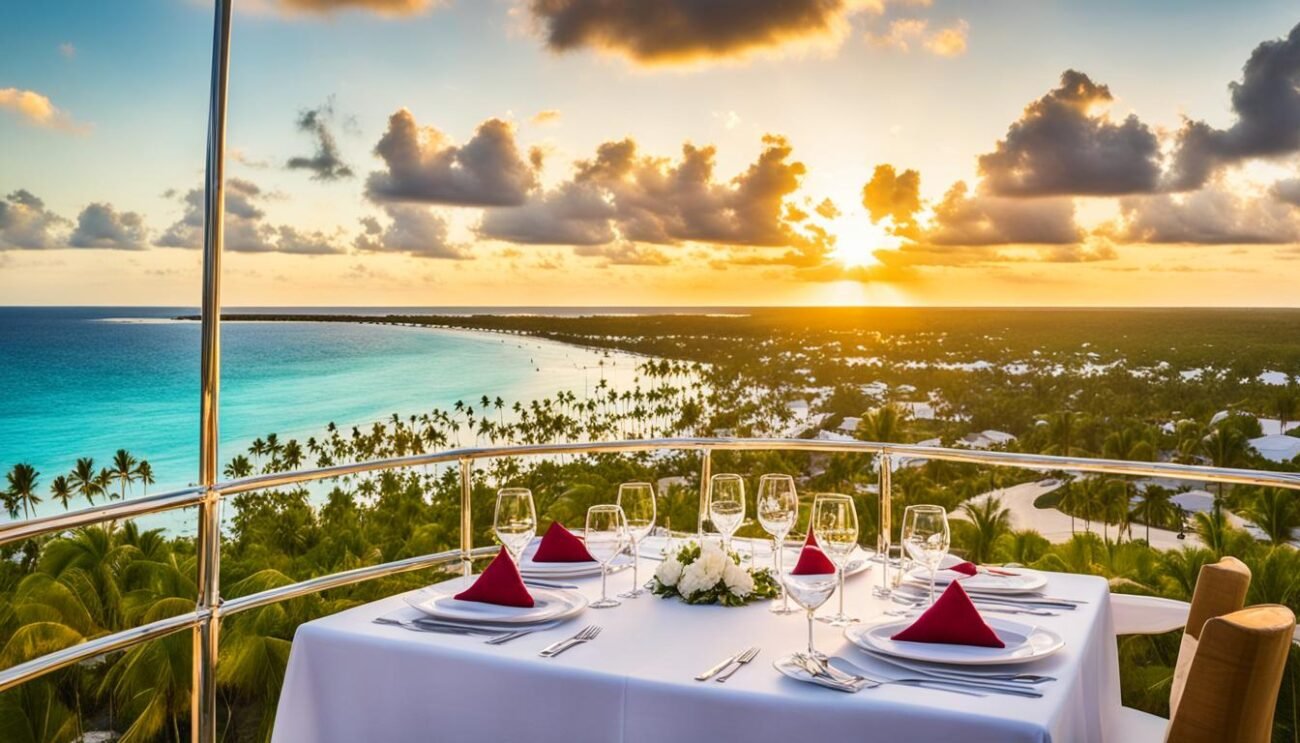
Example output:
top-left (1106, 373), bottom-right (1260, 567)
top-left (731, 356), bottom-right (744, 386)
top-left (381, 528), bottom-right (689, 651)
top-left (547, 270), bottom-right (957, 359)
top-left (844, 617), bottom-right (1064, 666)
top-left (904, 555), bottom-right (1048, 594)
top-left (404, 584), bottom-right (588, 628)
top-left (518, 538), bottom-right (633, 580)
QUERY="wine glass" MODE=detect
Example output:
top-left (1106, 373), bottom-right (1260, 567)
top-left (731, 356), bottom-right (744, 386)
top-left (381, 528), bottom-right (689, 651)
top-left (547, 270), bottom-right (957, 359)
top-left (901, 505), bottom-right (951, 605)
top-left (494, 488), bottom-right (536, 564)
top-left (708, 474), bottom-right (746, 555)
top-left (812, 493), bottom-right (859, 626)
top-left (585, 504), bottom-right (628, 609)
top-left (756, 474), bottom-right (799, 614)
top-left (617, 482), bottom-right (656, 598)
top-left (782, 571), bottom-right (838, 660)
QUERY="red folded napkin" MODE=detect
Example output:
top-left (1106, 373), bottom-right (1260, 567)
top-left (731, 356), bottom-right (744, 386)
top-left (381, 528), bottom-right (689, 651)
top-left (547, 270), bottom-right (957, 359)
top-left (792, 528), bottom-right (836, 575)
top-left (531, 522), bottom-right (595, 563)
top-left (949, 561), bottom-right (979, 576)
top-left (891, 582), bottom-right (1004, 648)
top-left (454, 548), bottom-right (535, 607)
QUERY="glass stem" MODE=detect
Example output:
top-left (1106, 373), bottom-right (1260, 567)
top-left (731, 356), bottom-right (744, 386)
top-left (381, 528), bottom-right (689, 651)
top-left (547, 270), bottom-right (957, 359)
top-left (807, 609), bottom-right (816, 656)
top-left (630, 537), bottom-right (639, 588)
top-left (837, 568), bottom-right (845, 613)
top-left (928, 568), bottom-right (937, 605)
top-left (601, 565), bottom-right (608, 602)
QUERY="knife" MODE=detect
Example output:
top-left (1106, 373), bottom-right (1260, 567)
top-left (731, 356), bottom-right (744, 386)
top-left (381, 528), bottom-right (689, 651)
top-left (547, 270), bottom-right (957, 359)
top-left (695, 650), bottom-right (742, 681)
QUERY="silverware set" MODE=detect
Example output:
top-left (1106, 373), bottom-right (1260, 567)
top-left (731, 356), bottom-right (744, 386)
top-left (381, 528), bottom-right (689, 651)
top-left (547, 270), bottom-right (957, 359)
top-left (696, 646), bottom-right (761, 682)
top-left (888, 593), bottom-right (1060, 617)
top-left (893, 584), bottom-right (1082, 612)
top-left (538, 625), bottom-right (602, 657)
top-left (827, 655), bottom-right (1044, 698)
top-left (380, 617), bottom-right (552, 645)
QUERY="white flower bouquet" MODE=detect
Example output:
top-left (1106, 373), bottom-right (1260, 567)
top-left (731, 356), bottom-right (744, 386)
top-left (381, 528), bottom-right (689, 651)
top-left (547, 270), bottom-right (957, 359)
top-left (651, 540), bottom-right (780, 606)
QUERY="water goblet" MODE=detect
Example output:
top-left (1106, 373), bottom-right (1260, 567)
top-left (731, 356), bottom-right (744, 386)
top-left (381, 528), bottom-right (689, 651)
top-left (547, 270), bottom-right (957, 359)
top-left (707, 474), bottom-right (745, 555)
top-left (617, 482), bottom-right (656, 598)
top-left (494, 487), bottom-right (536, 564)
top-left (585, 504), bottom-right (628, 609)
top-left (812, 493), bottom-right (859, 626)
top-left (756, 474), bottom-right (799, 615)
top-left (782, 571), bottom-right (838, 660)
top-left (901, 505), bottom-right (950, 605)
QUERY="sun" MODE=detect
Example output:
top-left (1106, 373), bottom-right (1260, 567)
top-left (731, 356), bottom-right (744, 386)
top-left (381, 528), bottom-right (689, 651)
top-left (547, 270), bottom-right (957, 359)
top-left (829, 211), bottom-right (902, 267)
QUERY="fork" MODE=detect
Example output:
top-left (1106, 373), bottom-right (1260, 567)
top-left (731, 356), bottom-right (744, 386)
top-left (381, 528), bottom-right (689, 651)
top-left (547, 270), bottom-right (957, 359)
top-left (715, 648), bottom-right (760, 682)
top-left (538, 625), bottom-right (601, 657)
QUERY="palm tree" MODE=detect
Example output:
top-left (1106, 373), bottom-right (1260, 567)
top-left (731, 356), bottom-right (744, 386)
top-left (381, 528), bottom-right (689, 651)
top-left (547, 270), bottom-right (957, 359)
top-left (1243, 487), bottom-right (1300, 545)
top-left (960, 496), bottom-right (1012, 564)
top-left (1044, 410), bottom-right (1089, 456)
top-left (1102, 426), bottom-right (1156, 541)
top-left (1275, 390), bottom-right (1297, 433)
top-left (49, 475), bottom-right (74, 511)
top-left (111, 448), bottom-right (138, 501)
top-left (856, 404), bottom-right (908, 443)
top-left (134, 460), bottom-right (154, 496)
top-left (1199, 426), bottom-right (1251, 508)
top-left (1132, 486), bottom-right (1176, 543)
top-left (69, 458), bottom-right (103, 507)
top-left (6, 463), bottom-right (42, 520)
top-left (224, 455), bottom-right (254, 480)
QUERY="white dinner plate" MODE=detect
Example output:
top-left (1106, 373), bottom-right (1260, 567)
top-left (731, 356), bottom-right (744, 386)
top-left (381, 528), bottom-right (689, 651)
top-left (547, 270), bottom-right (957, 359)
top-left (638, 536), bottom-right (874, 579)
top-left (518, 538), bottom-right (632, 578)
top-left (404, 585), bottom-right (587, 625)
top-left (904, 555), bottom-right (1047, 594)
top-left (844, 617), bottom-right (1064, 666)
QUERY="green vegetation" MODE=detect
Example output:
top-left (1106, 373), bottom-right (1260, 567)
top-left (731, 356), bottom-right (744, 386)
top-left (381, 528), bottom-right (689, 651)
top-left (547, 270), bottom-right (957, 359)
top-left (6, 308), bottom-right (1300, 740)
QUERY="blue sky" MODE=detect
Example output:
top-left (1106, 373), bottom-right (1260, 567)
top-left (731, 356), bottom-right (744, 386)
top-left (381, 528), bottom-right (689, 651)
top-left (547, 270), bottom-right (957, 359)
top-left (2, 1), bottom-right (1299, 306)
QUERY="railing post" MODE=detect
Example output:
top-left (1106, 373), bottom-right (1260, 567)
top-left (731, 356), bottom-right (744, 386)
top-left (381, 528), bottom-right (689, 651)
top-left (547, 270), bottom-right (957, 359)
top-left (877, 452), bottom-right (892, 555)
top-left (459, 457), bottom-right (473, 576)
top-left (697, 448), bottom-right (712, 537)
top-left (194, 0), bottom-right (232, 741)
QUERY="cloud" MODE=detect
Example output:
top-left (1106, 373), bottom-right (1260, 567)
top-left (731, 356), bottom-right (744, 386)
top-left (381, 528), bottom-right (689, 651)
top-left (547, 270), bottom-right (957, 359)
top-left (977, 70), bottom-right (1161, 196)
top-left (238, 0), bottom-right (442, 16)
top-left (479, 134), bottom-right (828, 263)
top-left (1168, 23), bottom-right (1300, 190)
top-left (530, 109), bottom-right (562, 125)
top-left (528, 0), bottom-right (878, 66)
top-left (365, 110), bottom-right (538, 206)
top-left (354, 204), bottom-right (470, 259)
top-left (0, 190), bottom-right (68, 250)
top-left (286, 99), bottom-right (354, 181)
top-left (867, 18), bottom-right (967, 57)
top-left (69, 203), bottom-right (149, 249)
top-left (58, 43), bottom-right (76, 59)
top-left (926, 181), bottom-right (1083, 245)
top-left (862, 164), bottom-right (921, 237)
top-left (573, 242), bottom-right (671, 266)
top-left (0, 88), bottom-right (90, 133)
top-left (156, 178), bottom-right (345, 254)
top-left (1113, 185), bottom-right (1300, 245)
top-left (1272, 178), bottom-right (1300, 207)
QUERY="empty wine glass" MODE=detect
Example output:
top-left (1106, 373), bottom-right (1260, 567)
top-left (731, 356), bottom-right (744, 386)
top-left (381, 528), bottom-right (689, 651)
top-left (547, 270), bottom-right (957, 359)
top-left (708, 474), bottom-right (746, 555)
top-left (812, 493), bottom-right (859, 626)
top-left (617, 482), bottom-right (656, 598)
top-left (585, 504), bottom-right (628, 609)
top-left (901, 505), bottom-right (950, 605)
top-left (757, 474), bottom-right (799, 615)
top-left (494, 488), bottom-right (536, 564)
top-left (782, 571), bottom-right (838, 660)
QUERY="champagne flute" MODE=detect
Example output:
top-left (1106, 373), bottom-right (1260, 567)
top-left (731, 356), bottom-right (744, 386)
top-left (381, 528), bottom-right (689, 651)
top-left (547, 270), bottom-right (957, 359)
top-left (901, 505), bottom-right (951, 605)
top-left (585, 504), bottom-right (628, 609)
top-left (756, 474), bottom-right (799, 614)
top-left (494, 488), bottom-right (536, 564)
top-left (782, 571), bottom-right (838, 660)
top-left (617, 482), bottom-right (656, 598)
top-left (707, 474), bottom-right (745, 555)
top-left (812, 493), bottom-right (859, 626)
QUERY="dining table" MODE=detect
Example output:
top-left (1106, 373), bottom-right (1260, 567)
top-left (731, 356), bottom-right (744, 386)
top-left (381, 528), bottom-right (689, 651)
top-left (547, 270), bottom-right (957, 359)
top-left (271, 552), bottom-right (1121, 743)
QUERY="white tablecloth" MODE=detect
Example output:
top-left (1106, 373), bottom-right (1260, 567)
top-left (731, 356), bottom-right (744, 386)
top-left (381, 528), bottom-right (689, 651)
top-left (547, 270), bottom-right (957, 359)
top-left (273, 562), bottom-right (1121, 743)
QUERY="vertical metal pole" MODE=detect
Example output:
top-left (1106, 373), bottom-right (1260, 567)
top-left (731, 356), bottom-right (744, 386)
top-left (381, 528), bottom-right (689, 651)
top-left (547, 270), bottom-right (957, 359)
top-left (697, 448), bottom-right (712, 537)
top-left (194, 1), bottom-right (232, 742)
top-left (877, 452), bottom-right (893, 555)
top-left (459, 458), bottom-right (474, 576)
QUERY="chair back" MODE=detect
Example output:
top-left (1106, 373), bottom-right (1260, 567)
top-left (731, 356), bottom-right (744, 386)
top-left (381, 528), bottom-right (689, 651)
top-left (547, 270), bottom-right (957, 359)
top-left (1167, 604), bottom-right (1295, 743)
top-left (1170, 556), bottom-right (1251, 716)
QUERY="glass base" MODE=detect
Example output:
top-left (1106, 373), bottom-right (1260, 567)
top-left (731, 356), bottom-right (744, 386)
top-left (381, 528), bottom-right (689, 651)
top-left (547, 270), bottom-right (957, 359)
top-left (871, 586), bottom-right (893, 598)
top-left (618, 588), bottom-right (647, 598)
top-left (591, 598), bottom-right (622, 609)
top-left (769, 600), bottom-right (800, 615)
top-left (816, 612), bottom-right (860, 627)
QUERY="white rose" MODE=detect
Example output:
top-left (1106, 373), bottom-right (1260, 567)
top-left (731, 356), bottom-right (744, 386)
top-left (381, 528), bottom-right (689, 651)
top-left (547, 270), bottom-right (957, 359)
top-left (678, 560), bottom-right (715, 597)
top-left (655, 556), bottom-right (683, 587)
top-left (723, 562), bottom-right (755, 598)
top-left (696, 547), bottom-right (729, 585)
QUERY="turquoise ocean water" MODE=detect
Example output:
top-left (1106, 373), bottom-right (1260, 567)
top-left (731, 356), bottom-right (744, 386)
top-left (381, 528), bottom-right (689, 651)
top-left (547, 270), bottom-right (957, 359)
top-left (0, 307), bottom-right (647, 527)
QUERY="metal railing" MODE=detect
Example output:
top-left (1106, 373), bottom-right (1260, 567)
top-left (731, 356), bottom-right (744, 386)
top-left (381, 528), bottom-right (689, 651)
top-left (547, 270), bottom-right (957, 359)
top-left (1, 435), bottom-right (1297, 723)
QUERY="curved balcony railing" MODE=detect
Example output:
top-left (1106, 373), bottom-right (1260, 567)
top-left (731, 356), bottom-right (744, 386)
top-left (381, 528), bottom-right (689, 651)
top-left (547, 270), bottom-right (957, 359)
top-left (1, 435), bottom-right (1297, 711)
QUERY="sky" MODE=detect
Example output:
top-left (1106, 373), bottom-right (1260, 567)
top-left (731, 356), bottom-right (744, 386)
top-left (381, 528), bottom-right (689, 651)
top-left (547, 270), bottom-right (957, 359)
top-left (1, 0), bottom-right (1299, 307)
